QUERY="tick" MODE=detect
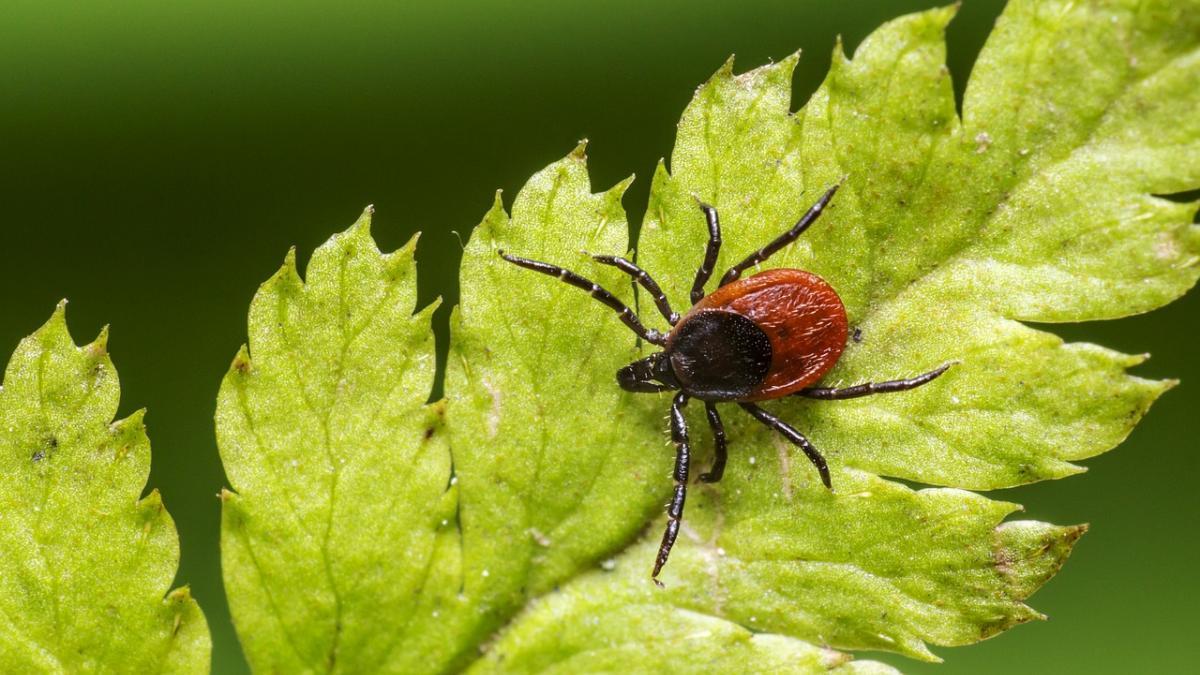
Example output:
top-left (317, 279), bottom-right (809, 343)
top-left (499, 181), bottom-right (950, 583)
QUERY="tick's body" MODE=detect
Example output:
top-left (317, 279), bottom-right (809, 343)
top-left (499, 181), bottom-right (950, 583)
top-left (670, 268), bottom-right (847, 401)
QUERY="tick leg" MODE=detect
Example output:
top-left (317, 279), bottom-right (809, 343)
top-left (498, 251), bottom-right (666, 345)
top-left (719, 180), bottom-right (844, 287)
top-left (591, 254), bottom-right (679, 325)
top-left (698, 402), bottom-right (727, 483)
top-left (653, 392), bottom-right (691, 584)
top-left (690, 200), bottom-right (723, 303)
top-left (739, 402), bottom-right (832, 490)
top-left (797, 363), bottom-right (953, 400)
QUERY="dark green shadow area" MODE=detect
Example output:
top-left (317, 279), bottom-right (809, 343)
top-left (1, 1), bottom-right (1194, 672)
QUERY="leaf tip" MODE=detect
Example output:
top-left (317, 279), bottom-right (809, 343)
top-left (167, 585), bottom-right (194, 604)
top-left (922, 2), bottom-right (960, 28)
top-left (353, 204), bottom-right (375, 230)
top-left (902, 638), bottom-right (942, 663)
top-left (980, 604), bottom-right (1046, 640)
top-left (749, 50), bottom-right (801, 86)
top-left (90, 324), bottom-right (111, 353)
top-left (273, 246), bottom-right (303, 288)
top-left (610, 173), bottom-right (636, 199)
top-left (139, 488), bottom-right (165, 517)
top-left (418, 295), bottom-right (444, 321)
top-left (37, 299), bottom-right (73, 344)
top-left (570, 139), bottom-right (589, 160)
top-left (472, 190), bottom-right (511, 248)
top-left (394, 230), bottom-right (422, 260)
top-left (117, 407), bottom-right (148, 431)
top-left (230, 344), bottom-right (253, 376)
top-left (717, 53), bottom-right (736, 76)
top-left (994, 520), bottom-right (1088, 604)
top-left (329, 206), bottom-right (380, 260)
top-left (831, 34), bottom-right (847, 62)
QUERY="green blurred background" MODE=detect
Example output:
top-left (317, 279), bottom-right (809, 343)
top-left (1, 1), bottom-right (1195, 672)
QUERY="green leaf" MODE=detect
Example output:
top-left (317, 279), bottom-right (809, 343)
top-left (218, 1), bottom-right (1198, 672)
top-left (217, 215), bottom-right (448, 673)
top-left (0, 303), bottom-right (210, 672)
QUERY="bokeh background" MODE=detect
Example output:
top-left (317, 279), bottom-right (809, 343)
top-left (2, 1), bottom-right (1196, 672)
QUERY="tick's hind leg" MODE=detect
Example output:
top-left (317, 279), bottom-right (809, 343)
top-left (653, 392), bottom-right (692, 585)
top-left (797, 363), bottom-right (953, 400)
top-left (698, 402), bottom-right (727, 483)
top-left (719, 180), bottom-right (844, 287)
top-left (739, 402), bottom-right (831, 490)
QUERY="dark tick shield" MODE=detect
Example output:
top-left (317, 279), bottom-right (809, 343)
top-left (499, 180), bottom-right (952, 583)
